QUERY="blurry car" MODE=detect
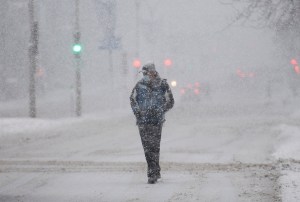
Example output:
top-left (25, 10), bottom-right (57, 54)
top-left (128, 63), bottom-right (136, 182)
top-left (178, 82), bottom-right (210, 102)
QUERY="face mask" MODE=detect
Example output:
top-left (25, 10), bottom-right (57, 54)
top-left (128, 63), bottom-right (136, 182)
top-left (144, 75), bottom-right (150, 82)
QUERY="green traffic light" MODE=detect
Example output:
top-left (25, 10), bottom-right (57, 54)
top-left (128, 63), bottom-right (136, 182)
top-left (73, 44), bottom-right (82, 54)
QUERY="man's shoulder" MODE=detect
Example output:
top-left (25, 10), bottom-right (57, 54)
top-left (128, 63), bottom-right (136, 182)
top-left (160, 79), bottom-right (169, 87)
top-left (136, 79), bottom-right (145, 85)
top-left (134, 79), bottom-right (146, 88)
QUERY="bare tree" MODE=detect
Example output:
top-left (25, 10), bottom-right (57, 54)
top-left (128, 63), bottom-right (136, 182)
top-left (220, 0), bottom-right (300, 52)
top-left (221, 0), bottom-right (299, 31)
top-left (220, 0), bottom-right (300, 97)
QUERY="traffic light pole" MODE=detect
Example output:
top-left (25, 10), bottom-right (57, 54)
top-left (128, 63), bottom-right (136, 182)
top-left (28, 0), bottom-right (38, 118)
top-left (75, 57), bottom-right (82, 116)
top-left (74, 0), bottom-right (82, 116)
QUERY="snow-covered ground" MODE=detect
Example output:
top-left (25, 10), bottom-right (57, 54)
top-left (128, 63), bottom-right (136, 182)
top-left (1, 98), bottom-right (300, 201)
top-left (272, 123), bottom-right (300, 202)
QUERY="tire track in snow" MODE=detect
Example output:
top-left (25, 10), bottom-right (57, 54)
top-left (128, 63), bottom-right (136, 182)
top-left (0, 160), bottom-right (285, 201)
top-left (0, 160), bottom-right (277, 172)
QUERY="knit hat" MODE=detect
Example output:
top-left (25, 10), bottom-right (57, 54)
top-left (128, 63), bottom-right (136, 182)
top-left (142, 63), bottom-right (156, 73)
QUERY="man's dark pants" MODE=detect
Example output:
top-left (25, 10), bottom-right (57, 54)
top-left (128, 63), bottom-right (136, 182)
top-left (138, 124), bottom-right (162, 178)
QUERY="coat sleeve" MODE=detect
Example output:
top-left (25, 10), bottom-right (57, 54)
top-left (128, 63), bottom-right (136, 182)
top-left (163, 80), bottom-right (174, 112)
top-left (130, 84), bottom-right (140, 116)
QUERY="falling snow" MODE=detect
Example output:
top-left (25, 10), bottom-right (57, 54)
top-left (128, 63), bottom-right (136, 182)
top-left (1, 0), bottom-right (300, 201)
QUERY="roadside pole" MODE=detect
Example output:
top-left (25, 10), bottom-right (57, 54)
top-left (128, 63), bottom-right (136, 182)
top-left (134, 0), bottom-right (141, 80)
top-left (28, 0), bottom-right (38, 118)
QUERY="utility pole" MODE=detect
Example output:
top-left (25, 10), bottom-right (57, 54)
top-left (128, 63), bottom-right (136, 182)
top-left (108, 48), bottom-right (113, 88)
top-left (74, 0), bottom-right (82, 116)
top-left (135, 0), bottom-right (140, 59)
top-left (28, 0), bottom-right (38, 118)
top-left (0, 0), bottom-right (8, 101)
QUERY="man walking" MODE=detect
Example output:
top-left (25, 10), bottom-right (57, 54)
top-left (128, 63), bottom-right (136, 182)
top-left (130, 63), bottom-right (174, 184)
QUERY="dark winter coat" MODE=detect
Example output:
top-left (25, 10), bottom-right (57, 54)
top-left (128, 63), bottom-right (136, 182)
top-left (130, 75), bottom-right (174, 125)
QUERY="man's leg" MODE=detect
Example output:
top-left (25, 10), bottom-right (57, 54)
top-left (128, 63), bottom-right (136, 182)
top-left (138, 124), bottom-right (162, 182)
top-left (155, 124), bottom-right (162, 179)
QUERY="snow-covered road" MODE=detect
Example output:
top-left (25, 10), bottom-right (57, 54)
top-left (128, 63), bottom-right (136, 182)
top-left (1, 104), bottom-right (300, 201)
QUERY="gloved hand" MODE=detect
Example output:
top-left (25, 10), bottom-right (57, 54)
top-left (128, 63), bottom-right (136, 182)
top-left (163, 104), bottom-right (168, 113)
top-left (134, 111), bottom-right (141, 119)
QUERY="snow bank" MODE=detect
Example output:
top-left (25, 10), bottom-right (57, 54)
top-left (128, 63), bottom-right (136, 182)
top-left (279, 170), bottom-right (300, 202)
top-left (0, 109), bottom-right (130, 135)
top-left (272, 124), bottom-right (300, 201)
top-left (272, 124), bottom-right (300, 161)
top-left (0, 118), bottom-right (75, 135)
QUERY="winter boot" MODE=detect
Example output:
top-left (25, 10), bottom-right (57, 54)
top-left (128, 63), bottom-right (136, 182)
top-left (148, 177), bottom-right (157, 184)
